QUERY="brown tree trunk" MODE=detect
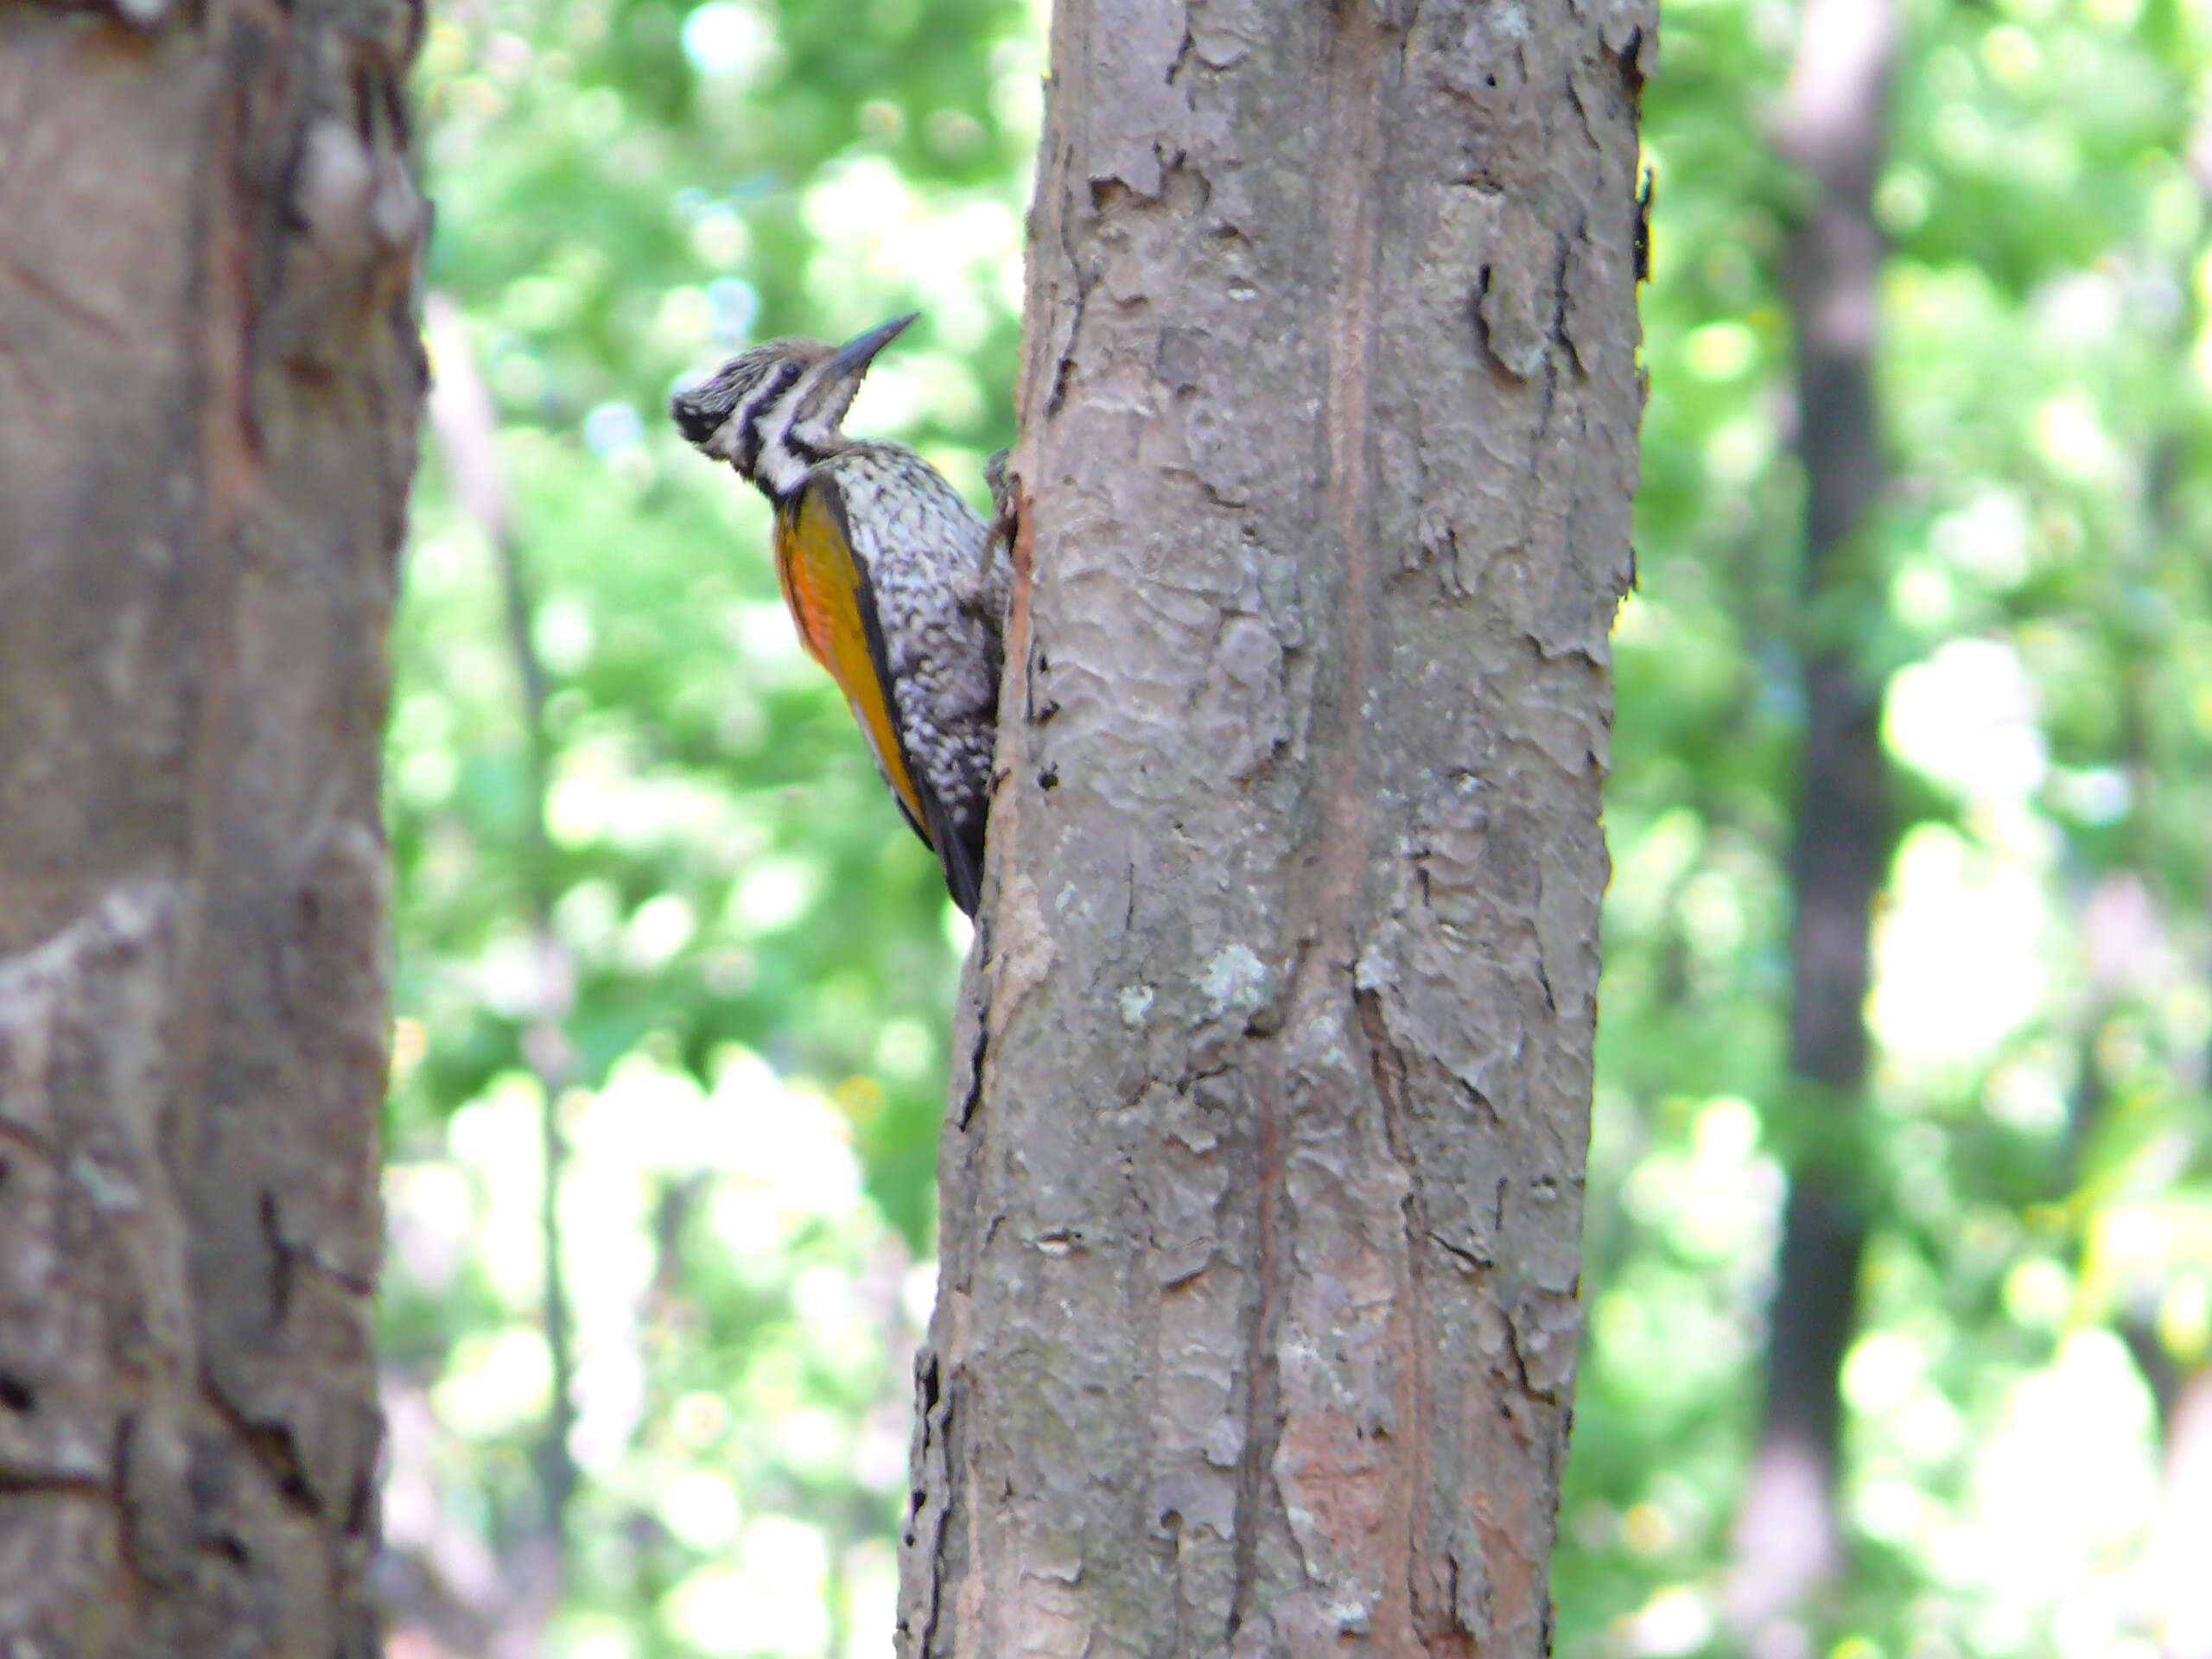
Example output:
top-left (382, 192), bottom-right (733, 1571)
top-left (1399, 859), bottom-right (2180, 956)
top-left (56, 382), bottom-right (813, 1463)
top-left (0, 5), bottom-right (423, 1654)
top-left (898, 1), bottom-right (1651, 1652)
top-left (1729, 0), bottom-right (1897, 1636)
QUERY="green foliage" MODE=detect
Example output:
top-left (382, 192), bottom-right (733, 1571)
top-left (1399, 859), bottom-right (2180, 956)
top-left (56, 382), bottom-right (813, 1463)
top-left (385, 0), bottom-right (2212, 1654)
top-left (1560, 0), bottom-right (2212, 1651)
top-left (385, 2), bottom-right (1039, 1650)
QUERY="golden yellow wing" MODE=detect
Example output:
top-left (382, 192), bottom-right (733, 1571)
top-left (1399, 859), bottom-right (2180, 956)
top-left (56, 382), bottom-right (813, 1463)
top-left (773, 479), bottom-right (931, 846)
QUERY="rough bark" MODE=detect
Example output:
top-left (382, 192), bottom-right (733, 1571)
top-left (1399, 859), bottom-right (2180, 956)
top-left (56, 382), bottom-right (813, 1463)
top-left (898, 1), bottom-right (1650, 1653)
top-left (1728, 0), bottom-right (1896, 1633)
top-left (0, 3), bottom-right (423, 1654)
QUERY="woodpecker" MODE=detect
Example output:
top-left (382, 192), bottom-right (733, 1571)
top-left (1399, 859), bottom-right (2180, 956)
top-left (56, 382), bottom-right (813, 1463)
top-left (671, 314), bottom-right (1008, 915)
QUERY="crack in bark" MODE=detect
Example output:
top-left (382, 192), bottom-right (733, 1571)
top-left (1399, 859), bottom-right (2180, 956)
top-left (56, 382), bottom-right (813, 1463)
top-left (1166, 25), bottom-right (1195, 86)
top-left (1427, 1230), bottom-right (1490, 1272)
top-left (1237, 0), bottom-right (1397, 1641)
top-left (1358, 988), bottom-right (1474, 1652)
top-left (200, 1371), bottom-right (324, 1521)
top-left (957, 1005), bottom-right (988, 1129)
top-left (0, 242), bottom-right (130, 343)
top-left (1549, 224), bottom-right (1584, 378)
top-left (174, 24), bottom-right (268, 1181)
top-left (1503, 1313), bottom-right (1561, 1408)
top-left (1045, 131), bottom-right (1091, 421)
top-left (1226, 1031), bottom-right (1285, 1642)
top-left (0, 1468), bottom-right (108, 1498)
top-left (0, 1115), bottom-right (55, 1162)
top-left (904, 1350), bottom-right (954, 1657)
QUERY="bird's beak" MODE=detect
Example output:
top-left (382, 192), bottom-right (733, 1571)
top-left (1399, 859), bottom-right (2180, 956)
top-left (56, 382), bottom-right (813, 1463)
top-left (826, 312), bottom-right (918, 384)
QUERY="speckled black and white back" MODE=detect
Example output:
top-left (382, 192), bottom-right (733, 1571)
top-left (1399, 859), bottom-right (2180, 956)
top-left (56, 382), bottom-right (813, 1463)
top-left (812, 442), bottom-right (1008, 908)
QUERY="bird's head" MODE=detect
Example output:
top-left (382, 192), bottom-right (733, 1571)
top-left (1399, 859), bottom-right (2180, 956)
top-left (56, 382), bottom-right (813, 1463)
top-left (670, 312), bottom-right (917, 499)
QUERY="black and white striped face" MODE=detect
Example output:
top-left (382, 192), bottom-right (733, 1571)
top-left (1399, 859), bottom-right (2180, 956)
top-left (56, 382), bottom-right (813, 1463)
top-left (670, 338), bottom-right (833, 499)
top-left (670, 314), bottom-right (917, 500)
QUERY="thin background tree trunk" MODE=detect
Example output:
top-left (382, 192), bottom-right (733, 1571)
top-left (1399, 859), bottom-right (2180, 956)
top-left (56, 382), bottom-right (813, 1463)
top-left (1729, 0), bottom-right (1897, 1635)
top-left (899, 1), bottom-right (1652, 1652)
top-left (2128, 107), bottom-right (2212, 1659)
top-left (0, 4), bottom-right (423, 1653)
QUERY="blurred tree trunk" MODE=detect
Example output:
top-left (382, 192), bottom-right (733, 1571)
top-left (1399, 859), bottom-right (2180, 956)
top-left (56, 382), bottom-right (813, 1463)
top-left (2127, 1313), bottom-right (2212, 1659)
top-left (2087, 149), bottom-right (2212, 1637)
top-left (0, 6), bottom-right (423, 1656)
top-left (897, 1), bottom-right (1649, 1652)
top-left (1729, 0), bottom-right (1897, 1636)
top-left (2136, 114), bottom-right (2212, 1659)
top-left (2148, 1366), bottom-right (2212, 1659)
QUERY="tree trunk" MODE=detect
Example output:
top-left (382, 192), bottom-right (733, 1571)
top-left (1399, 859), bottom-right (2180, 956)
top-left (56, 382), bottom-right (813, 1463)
top-left (2142, 1363), bottom-right (2212, 1659)
top-left (0, 5), bottom-right (423, 1655)
top-left (899, 2), bottom-right (1650, 1653)
top-left (1729, 0), bottom-right (1896, 1634)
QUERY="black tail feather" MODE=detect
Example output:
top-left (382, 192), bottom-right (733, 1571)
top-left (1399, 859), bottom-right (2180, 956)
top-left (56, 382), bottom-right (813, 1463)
top-left (926, 799), bottom-right (984, 918)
